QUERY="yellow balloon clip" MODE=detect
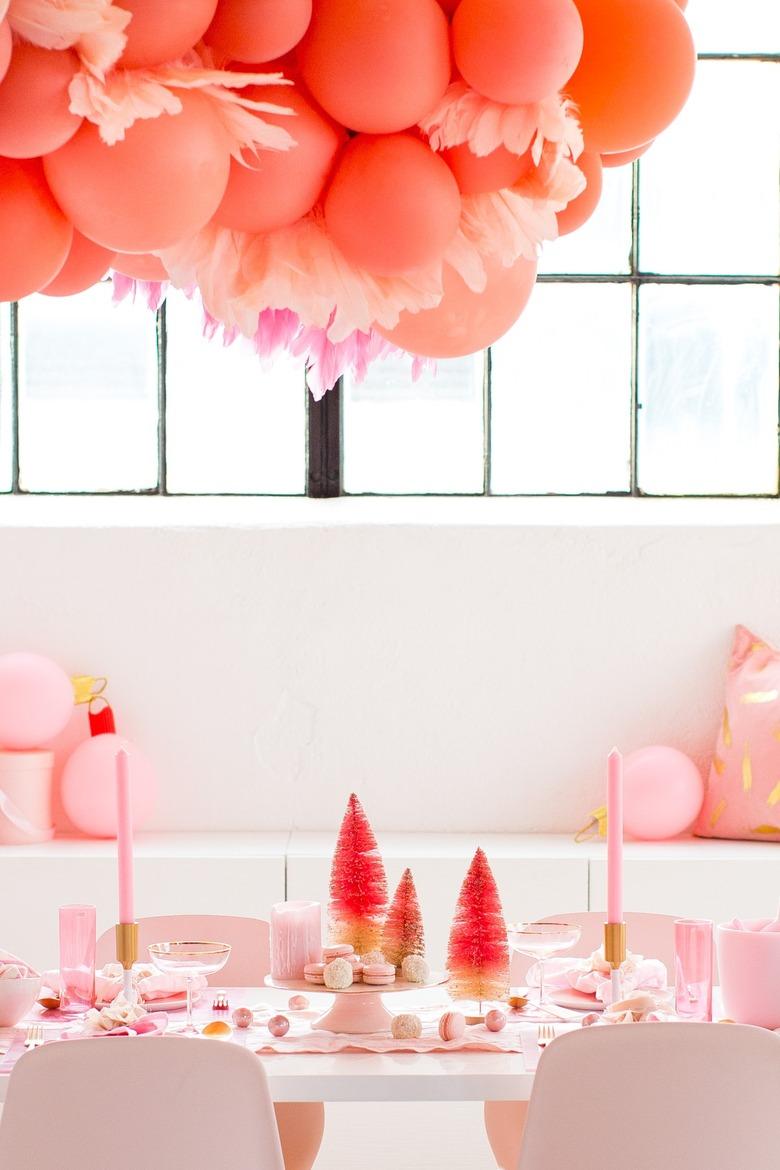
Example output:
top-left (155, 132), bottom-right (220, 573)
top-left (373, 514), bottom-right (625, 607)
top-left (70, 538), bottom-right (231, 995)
top-left (574, 804), bottom-right (608, 843)
top-left (71, 675), bottom-right (108, 705)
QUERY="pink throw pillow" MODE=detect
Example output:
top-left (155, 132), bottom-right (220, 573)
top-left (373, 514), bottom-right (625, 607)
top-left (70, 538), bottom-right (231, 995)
top-left (696, 626), bottom-right (780, 843)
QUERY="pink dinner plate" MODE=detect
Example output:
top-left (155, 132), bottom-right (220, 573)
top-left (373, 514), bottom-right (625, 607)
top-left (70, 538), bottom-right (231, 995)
top-left (550, 988), bottom-right (604, 1012)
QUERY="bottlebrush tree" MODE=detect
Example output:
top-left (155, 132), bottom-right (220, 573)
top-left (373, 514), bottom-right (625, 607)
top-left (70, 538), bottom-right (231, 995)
top-left (328, 793), bottom-right (388, 955)
top-left (446, 847), bottom-right (510, 1004)
top-left (382, 867), bottom-right (425, 968)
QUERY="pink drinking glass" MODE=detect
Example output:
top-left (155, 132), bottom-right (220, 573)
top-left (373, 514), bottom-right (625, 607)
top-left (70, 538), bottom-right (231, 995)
top-left (59, 904), bottom-right (96, 1014)
top-left (674, 918), bottom-right (713, 1021)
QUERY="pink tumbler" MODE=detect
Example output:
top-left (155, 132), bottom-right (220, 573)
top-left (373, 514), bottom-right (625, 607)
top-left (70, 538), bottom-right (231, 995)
top-left (674, 918), bottom-right (713, 1021)
top-left (59, 905), bottom-right (96, 1014)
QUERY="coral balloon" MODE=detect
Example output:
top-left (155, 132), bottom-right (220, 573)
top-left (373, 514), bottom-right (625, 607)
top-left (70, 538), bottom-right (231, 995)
top-left (324, 133), bottom-right (461, 277)
top-left (567, 0), bottom-right (696, 154)
top-left (601, 141), bottom-right (653, 167)
top-left (112, 253), bottom-right (167, 281)
top-left (0, 159), bottom-right (72, 301)
top-left (41, 231), bottom-right (114, 297)
top-left (453, 0), bottom-right (583, 106)
top-left (0, 20), bottom-right (11, 85)
top-left (118, 0), bottom-right (219, 69)
top-left (205, 0), bottom-right (312, 63)
top-left (557, 150), bottom-right (602, 235)
top-left (61, 733), bottom-right (156, 837)
top-left (0, 43), bottom-right (82, 158)
top-left (44, 91), bottom-right (230, 253)
top-left (623, 746), bottom-right (703, 840)
top-left (442, 143), bottom-right (533, 195)
top-left (0, 652), bottom-right (73, 750)
top-left (378, 253), bottom-right (537, 359)
top-left (299, 0), bottom-right (450, 134)
top-left (436, 0), bottom-right (460, 13)
top-left (214, 85), bottom-right (343, 233)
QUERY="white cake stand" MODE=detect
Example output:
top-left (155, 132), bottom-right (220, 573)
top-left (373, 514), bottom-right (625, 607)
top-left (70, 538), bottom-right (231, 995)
top-left (265, 972), bottom-right (448, 1034)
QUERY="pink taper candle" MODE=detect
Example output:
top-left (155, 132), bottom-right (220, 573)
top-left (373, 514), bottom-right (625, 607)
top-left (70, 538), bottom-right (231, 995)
top-left (607, 748), bottom-right (623, 923)
top-left (115, 748), bottom-right (134, 924)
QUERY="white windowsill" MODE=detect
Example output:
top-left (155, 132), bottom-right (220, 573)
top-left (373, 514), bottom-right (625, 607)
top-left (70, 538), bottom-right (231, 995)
top-left (0, 494), bottom-right (779, 530)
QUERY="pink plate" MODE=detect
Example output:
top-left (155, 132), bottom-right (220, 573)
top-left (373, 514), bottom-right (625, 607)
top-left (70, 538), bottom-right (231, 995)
top-left (550, 988), bottom-right (604, 1012)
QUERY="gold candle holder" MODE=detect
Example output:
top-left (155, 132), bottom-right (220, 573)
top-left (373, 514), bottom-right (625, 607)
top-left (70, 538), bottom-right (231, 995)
top-left (603, 921), bottom-right (627, 970)
top-left (115, 922), bottom-right (138, 971)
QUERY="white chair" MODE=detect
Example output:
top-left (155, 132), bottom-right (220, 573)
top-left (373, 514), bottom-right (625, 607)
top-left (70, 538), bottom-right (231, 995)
top-left (0, 1035), bottom-right (285, 1170)
top-left (486, 910), bottom-right (679, 1169)
top-left (519, 1022), bottom-right (780, 1170)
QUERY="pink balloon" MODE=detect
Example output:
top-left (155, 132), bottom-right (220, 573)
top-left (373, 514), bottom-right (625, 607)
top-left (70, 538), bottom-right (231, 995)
top-left (601, 141), bottom-right (653, 168)
top-left (0, 652), bottom-right (73, 750)
top-left (623, 746), bottom-right (704, 840)
top-left (0, 43), bottom-right (82, 159)
top-left (0, 20), bottom-right (11, 85)
top-left (61, 734), bottom-right (156, 837)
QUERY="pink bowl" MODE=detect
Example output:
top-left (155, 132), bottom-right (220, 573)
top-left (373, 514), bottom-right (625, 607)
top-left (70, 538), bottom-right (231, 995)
top-left (717, 920), bottom-right (780, 1028)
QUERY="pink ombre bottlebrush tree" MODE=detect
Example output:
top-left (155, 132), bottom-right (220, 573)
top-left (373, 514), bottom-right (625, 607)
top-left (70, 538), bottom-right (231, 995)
top-left (381, 867), bottom-right (425, 968)
top-left (328, 793), bottom-right (388, 955)
top-left (446, 847), bottom-right (509, 1004)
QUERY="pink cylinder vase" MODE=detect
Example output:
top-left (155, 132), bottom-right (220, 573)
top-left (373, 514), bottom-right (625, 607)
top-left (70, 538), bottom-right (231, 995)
top-left (674, 918), bottom-right (712, 1021)
top-left (717, 920), bottom-right (780, 1028)
top-left (0, 750), bottom-right (55, 844)
top-left (59, 904), bottom-right (96, 1014)
top-left (270, 901), bottom-right (322, 980)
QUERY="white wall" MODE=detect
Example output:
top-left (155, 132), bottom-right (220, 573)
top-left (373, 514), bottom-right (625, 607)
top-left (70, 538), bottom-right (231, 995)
top-left (1, 496), bottom-right (779, 837)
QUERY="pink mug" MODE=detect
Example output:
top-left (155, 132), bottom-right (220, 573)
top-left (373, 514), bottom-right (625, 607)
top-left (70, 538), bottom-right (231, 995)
top-left (716, 919), bottom-right (780, 1028)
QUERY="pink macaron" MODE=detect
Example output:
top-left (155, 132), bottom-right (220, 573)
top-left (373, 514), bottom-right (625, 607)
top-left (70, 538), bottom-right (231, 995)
top-left (304, 962), bottom-right (326, 984)
top-left (438, 1010), bottom-right (466, 1042)
top-left (362, 962), bottom-right (396, 986)
top-left (323, 944), bottom-right (354, 960)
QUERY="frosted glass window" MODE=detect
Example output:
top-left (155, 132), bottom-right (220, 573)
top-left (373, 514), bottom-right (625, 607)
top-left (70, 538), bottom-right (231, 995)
top-left (0, 304), bottom-right (12, 492)
top-left (685, 0), bottom-right (780, 54)
top-left (491, 284), bottom-right (632, 493)
top-left (17, 284), bottom-right (159, 492)
top-left (164, 294), bottom-right (306, 494)
top-left (343, 354), bottom-right (485, 493)
top-left (637, 284), bottom-right (779, 495)
top-left (639, 62), bottom-right (780, 276)
top-left (540, 165), bottom-right (633, 276)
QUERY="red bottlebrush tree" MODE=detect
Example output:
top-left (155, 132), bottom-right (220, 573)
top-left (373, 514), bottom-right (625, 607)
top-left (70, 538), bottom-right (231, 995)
top-left (446, 847), bottom-right (509, 1004)
top-left (382, 867), bottom-right (425, 967)
top-left (328, 793), bottom-right (388, 954)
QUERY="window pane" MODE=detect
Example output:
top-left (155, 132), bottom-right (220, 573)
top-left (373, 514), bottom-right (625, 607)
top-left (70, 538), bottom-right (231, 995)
top-left (686, 0), bottom-right (780, 53)
top-left (343, 354), bottom-right (485, 494)
top-left (490, 284), bottom-right (632, 493)
top-left (17, 284), bottom-right (159, 492)
top-left (637, 284), bottom-right (779, 495)
top-left (539, 164), bottom-right (633, 276)
top-left (0, 303), bottom-right (12, 492)
top-left (164, 294), bottom-right (306, 494)
top-left (639, 62), bottom-right (780, 276)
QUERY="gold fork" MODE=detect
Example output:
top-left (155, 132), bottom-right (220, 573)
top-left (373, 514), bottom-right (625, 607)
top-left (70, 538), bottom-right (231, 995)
top-left (537, 1023), bottom-right (556, 1049)
top-left (24, 1024), bottom-right (44, 1049)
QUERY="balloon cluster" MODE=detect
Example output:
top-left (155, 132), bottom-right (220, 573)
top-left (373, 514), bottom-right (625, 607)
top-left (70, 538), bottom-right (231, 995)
top-left (0, 0), bottom-right (695, 394)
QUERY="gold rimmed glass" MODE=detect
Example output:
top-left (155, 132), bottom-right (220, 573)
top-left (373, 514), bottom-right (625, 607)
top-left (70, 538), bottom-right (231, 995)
top-left (507, 922), bottom-right (581, 1020)
top-left (148, 941), bottom-right (231, 1033)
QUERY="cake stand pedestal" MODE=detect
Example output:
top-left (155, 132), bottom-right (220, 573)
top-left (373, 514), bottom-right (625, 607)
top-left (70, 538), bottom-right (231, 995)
top-left (265, 972), bottom-right (448, 1035)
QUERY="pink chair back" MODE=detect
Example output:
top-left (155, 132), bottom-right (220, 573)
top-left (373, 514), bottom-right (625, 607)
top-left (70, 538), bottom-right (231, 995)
top-left (0, 1036), bottom-right (285, 1170)
top-left (510, 911), bottom-right (678, 983)
top-left (518, 1022), bottom-right (780, 1170)
top-left (96, 914), bottom-right (270, 985)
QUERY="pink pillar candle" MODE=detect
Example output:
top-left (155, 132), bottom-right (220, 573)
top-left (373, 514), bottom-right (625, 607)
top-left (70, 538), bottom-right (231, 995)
top-left (270, 901), bottom-right (322, 980)
top-left (115, 749), bottom-right (135, 924)
top-left (607, 747), bottom-right (624, 923)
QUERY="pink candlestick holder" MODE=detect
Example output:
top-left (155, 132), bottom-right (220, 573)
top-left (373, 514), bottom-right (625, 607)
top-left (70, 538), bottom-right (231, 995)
top-left (674, 918), bottom-right (713, 1021)
top-left (59, 904), bottom-right (96, 1014)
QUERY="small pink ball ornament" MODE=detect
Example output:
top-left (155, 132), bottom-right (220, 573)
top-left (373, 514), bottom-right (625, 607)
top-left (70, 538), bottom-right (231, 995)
top-left (268, 1014), bottom-right (290, 1037)
top-left (623, 746), bottom-right (704, 840)
top-left (61, 733), bottom-right (155, 837)
top-left (0, 652), bottom-right (73, 749)
top-left (485, 1009), bottom-right (506, 1032)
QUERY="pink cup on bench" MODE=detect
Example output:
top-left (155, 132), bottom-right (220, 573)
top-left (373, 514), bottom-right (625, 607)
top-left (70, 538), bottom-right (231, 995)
top-left (716, 919), bottom-right (780, 1028)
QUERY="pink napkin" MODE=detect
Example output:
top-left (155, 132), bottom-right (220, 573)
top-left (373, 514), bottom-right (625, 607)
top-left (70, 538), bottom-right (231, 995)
top-left (63, 1013), bottom-right (168, 1038)
top-left (724, 916), bottom-right (780, 934)
top-left (42, 965), bottom-right (206, 1004)
top-left (0, 949), bottom-right (38, 979)
top-left (527, 948), bottom-right (667, 1006)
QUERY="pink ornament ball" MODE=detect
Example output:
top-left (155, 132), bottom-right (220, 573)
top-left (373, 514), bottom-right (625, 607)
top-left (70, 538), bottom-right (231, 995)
top-left (268, 1013), bottom-right (290, 1037)
top-left (61, 734), bottom-right (155, 837)
top-left (232, 1006), bottom-right (253, 1029)
top-left (623, 746), bottom-right (704, 840)
top-left (0, 652), bottom-right (73, 749)
top-left (485, 1008), bottom-right (506, 1032)
top-left (288, 994), bottom-right (310, 1011)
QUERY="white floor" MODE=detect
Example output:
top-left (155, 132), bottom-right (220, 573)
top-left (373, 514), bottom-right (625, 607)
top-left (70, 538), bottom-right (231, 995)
top-left (317, 1103), bottom-right (495, 1170)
